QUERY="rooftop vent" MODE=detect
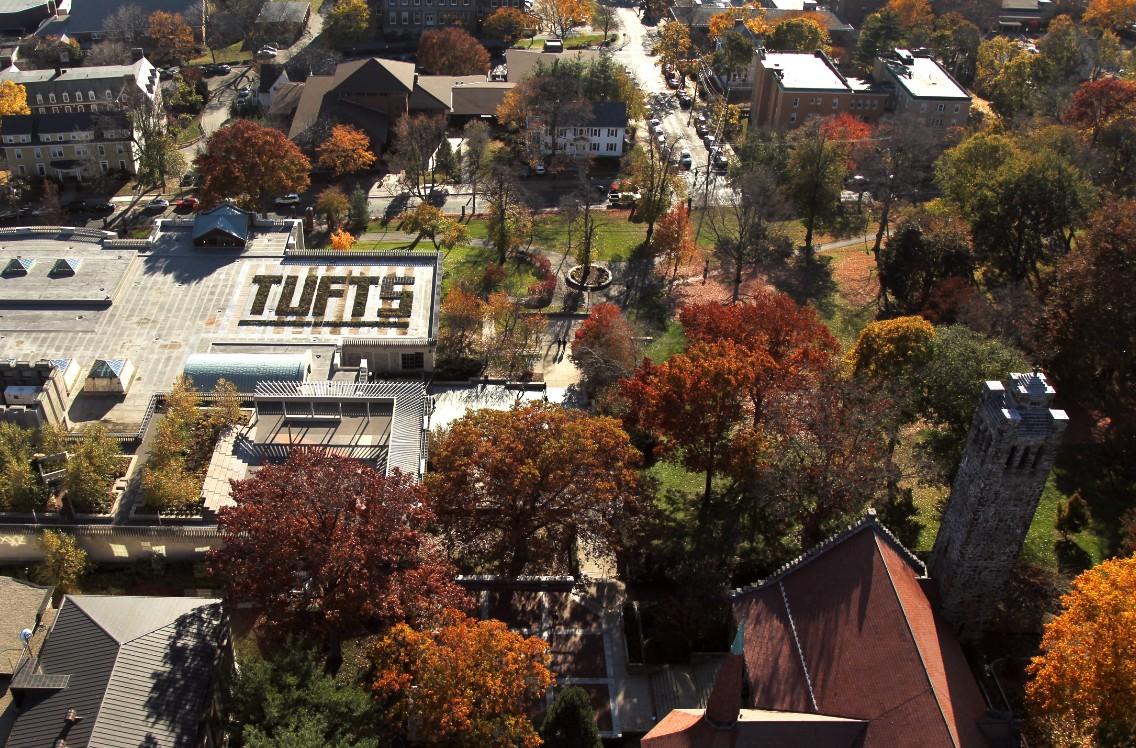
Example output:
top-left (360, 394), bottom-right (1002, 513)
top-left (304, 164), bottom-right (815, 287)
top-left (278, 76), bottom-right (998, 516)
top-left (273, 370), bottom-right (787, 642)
top-left (3, 256), bottom-right (33, 276)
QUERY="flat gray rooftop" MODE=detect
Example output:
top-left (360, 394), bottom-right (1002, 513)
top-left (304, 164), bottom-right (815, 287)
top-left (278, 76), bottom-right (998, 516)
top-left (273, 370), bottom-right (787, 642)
top-left (761, 52), bottom-right (849, 92)
top-left (0, 228), bottom-right (438, 430)
top-left (886, 56), bottom-right (970, 100)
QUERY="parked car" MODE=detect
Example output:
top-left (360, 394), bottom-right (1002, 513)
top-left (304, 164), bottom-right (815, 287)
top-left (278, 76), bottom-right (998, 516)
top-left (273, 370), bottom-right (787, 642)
top-left (609, 191), bottom-right (641, 207)
top-left (677, 91), bottom-right (692, 108)
top-left (679, 150), bottom-right (693, 169)
top-left (712, 151), bottom-right (729, 172)
top-left (180, 171), bottom-right (201, 188)
top-left (274, 193), bottom-right (301, 206)
top-left (64, 200), bottom-right (90, 213)
top-left (90, 201), bottom-right (115, 214)
top-left (695, 123), bottom-right (709, 138)
top-left (235, 88), bottom-right (254, 105)
top-left (666, 73), bottom-right (680, 88)
top-left (203, 63), bottom-right (231, 76)
top-left (144, 197), bottom-right (170, 212)
top-left (159, 67), bottom-right (178, 80)
top-left (175, 196), bottom-right (200, 211)
top-left (256, 46), bottom-right (278, 60)
top-left (703, 134), bottom-right (716, 150)
top-left (648, 117), bottom-right (661, 128)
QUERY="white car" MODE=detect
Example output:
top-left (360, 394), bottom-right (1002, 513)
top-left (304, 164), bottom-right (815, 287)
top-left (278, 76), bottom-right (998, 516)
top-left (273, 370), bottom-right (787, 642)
top-left (274, 193), bottom-right (301, 206)
top-left (256, 46), bottom-right (278, 59)
top-left (534, 163), bottom-right (546, 175)
top-left (679, 150), bottom-right (693, 169)
top-left (648, 118), bottom-right (661, 128)
top-left (145, 197), bottom-right (170, 211)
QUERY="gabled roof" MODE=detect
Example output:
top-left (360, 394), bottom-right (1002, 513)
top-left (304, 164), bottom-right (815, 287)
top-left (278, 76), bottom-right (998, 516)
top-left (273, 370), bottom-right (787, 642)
top-left (192, 203), bottom-right (251, 244)
top-left (6, 595), bottom-right (224, 748)
top-left (729, 515), bottom-right (991, 748)
top-left (583, 101), bottom-right (628, 128)
top-left (335, 57), bottom-right (416, 96)
top-left (57, 0), bottom-right (201, 35)
top-left (0, 576), bottom-right (52, 677)
top-left (289, 58), bottom-right (412, 141)
top-left (504, 48), bottom-right (601, 82)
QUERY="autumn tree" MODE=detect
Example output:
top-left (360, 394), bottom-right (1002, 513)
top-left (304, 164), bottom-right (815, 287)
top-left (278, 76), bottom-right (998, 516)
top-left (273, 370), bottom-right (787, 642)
top-left (483, 148), bottom-right (530, 263)
top-left (329, 228), bottom-right (355, 249)
top-left (64, 423), bottom-right (122, 514)
top-left (417, 27), bottom-right (490, 76)
top-left (1026, 555), bottom-right (1136, 745)
top-left (388, 113), bottom-right (447, 199)
top-left (0, 81), bottom-right (29, 116)
top-left (785, 117), bottom-right (849, 263)
top-left (1044, 202), bottom-right (1136, 440)
top-left (878, 208), bottom-right (974, 316)
top-left (396, 203), bottom-right (468, 251)
top-left (1055, 491), bottom-right (1090, 541)
top-left (571, 303), bottom-right (639, 398)
top-left (130, 96), bottom-right (186, 188)
top-left (855, 9), bottom-right (903, 70)
top-left (936, 130), bottom-right (1092, 286)
top-left (1064, 77), bottom-right (1136, 146)
top-left (438, 287), bottom-right (485, 365)
top-left (975, 36), bottom-right (1043, 119)
top-left (147, 11), bottom-right (196, 65)
top-left (629, 142), bottom-right (683, 246)
top-left (196, 119), bottom-right (311, 210)
top-left (885, 0), bottom-right (933, 45)
top-left (371, 609), bottom-right (554, 748)
top-left (228, 647), bottom-right (382, 747)
top-left (461, 119), bottom-right (490, 213)
top-left (767, 17), bottom-right (830, 53)
top-left (653, 20), bottom-right (692, 77)
top-left (483, 6), bottom-right (539, 45)
top-left (325, 0), bottom-right (370, 50)
top-left (541, 687), bottom-right (602, 748)
top-left (707, 10), bottom-right (767, 40)
top-left (33, 530), bottom-right (89, 593)
top-left (316, 124), bottom-right (375, 176)
top-left (315, 186), bottom-right (350, 227)
top-left (1084, 0), bottom-right (1136, 30)
top-left (653, 205), bottom-right (701, 287)
top-left (532, 0), bottom-right (593, 39)
top-left (427, 403), bottom-right (639, 576)
top-left (209, 450), bottom-right (468, 663)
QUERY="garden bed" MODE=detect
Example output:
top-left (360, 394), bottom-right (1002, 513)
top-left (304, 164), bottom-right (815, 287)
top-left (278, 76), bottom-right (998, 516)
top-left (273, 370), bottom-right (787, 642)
top-left (566, 264), bottom-right (613, 291)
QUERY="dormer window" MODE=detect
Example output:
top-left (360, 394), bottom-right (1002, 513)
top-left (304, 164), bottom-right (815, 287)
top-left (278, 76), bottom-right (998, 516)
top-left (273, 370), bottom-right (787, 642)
top-left (88, 90), bottom-right (95, 101)
top-left (48, 93), bottom-right (56, 103)
top-left (35, 94), bottom-right (43, 104)
top-left (105, 90), bottom-right (113, 100)
top-left (61, 92), bottom-right (69, 102)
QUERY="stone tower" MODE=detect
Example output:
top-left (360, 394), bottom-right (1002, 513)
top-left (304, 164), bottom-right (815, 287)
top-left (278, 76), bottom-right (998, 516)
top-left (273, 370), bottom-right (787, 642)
top-left (930, 371), bottom-right (1068, 639)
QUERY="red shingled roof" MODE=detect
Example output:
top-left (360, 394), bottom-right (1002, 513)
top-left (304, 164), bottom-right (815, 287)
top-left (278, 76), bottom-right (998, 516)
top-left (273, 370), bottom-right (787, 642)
top-left (730, 520), bottom-right (991, 748)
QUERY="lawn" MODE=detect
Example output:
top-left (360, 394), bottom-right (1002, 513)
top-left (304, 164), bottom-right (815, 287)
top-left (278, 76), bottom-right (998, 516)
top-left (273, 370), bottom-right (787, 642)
top-left (441, 243), bottom-right (538, 297)
top-left (646, 459), bottom-right (706, 499)
top-left (190, 42), bottom-right (252, 65)
top-left (644, 319), bottom-right (686, 362)
top-left (173, 119), bottom-right (204, 145)
top-left (463, 213), bottom-right (647, 262)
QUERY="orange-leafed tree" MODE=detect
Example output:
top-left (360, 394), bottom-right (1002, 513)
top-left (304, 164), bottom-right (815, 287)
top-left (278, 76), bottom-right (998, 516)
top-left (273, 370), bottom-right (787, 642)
top-left (619, 340), bottom-right (757, 508)
top-left (438, 287), bottom-right (486, 363)
top-left (767, 16), bottom-right (830, 53)
top-left (426, 402), bottom-right (640, 577)
top-left (1026, 555), bottom-right (1136, 746)
top-left (708, 10), bottom-right (767, 40)
top-left (0, 80), bottom-right (30, 116)
top-left (417, 26), bottom-right (491, 75)
top-left (483, 6), bottom-right (540, 44)
top-left (679, 293), bottom-right (841, 413)
top-left (653, 205), bottom-right (701, 287)
top-left (317, 124), bottom-right (376, 176)
top-left (532, 0), bottom-right (594, 39)
top-left (208, 450), bottom-right (468, 663)
top-left (330, 227), bottom-right (355, 249)
top-left (370, 608), bottom-right (554, 748)
top-left (571, 303), bottom-right (639, 397)
top-left (147, 10), bottom-right (195, 65)
top-left (885, 0), bottom-right (934, 34)
top-left (195, 119), bottom-right (311, 209)
top-left (1084, 0), bottom-right (1136, 29)
top-left (822, 112), bottom-right (874, 168)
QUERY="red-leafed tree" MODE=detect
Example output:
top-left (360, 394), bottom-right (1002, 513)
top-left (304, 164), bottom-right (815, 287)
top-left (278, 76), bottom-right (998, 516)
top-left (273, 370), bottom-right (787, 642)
top-left (619, 340), bottom-right (757, 508)
top-left (653, 205), bottom-right (701, 287)
top-left (821, 112), bottom-right (874, 168)
top-left (1064, 78), bottom-right (1136, 145)
top-left (196, 119), bottom-right (311, 210)
top-left (679, 294), bottom-right (840, 419)
top-left (416, 27), bottom-right (491, 76)
top-left (209, 450), bottom-right (468, 663)
top-left (426, 403), bottom-right (640, 577)
top-left (571, 303), bottom-right (639, 398)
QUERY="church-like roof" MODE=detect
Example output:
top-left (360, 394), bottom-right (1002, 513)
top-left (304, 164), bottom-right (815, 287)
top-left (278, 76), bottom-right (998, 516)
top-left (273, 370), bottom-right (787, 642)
top-left (89, 358), bottom-right (128, 379)
top-left (192, 203), bottom-right (252, 244)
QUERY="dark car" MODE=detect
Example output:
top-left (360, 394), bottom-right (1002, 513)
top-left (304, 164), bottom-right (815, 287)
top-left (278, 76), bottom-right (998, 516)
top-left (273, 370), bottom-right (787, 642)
top-left (90, 201), bottom-right (115, 214)
top-left (677, 91), bottom-right (692, 108)
top-left (64, 200), bottom-right (89, 213)
top-left (203, 63), bottom-right (231, 76)
top-left (695, 123), bottom-right (709, 138)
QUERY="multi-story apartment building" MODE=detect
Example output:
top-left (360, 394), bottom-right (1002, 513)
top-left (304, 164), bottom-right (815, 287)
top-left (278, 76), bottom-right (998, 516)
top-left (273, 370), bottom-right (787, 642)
top-left (380, 0), bottom-right (526, 34)
top-left (873, 49), bottom-right (970, 130)
top-left (750, 50), bottom-right (889, 130)
top-left (0, 57), bottom-right (160, 114)
top-left (541, 102), bottom-right (628, 158)
top-left (750, 48), bottom-right (970, 132)
top-left (0, 111), bottom-right (137, 181)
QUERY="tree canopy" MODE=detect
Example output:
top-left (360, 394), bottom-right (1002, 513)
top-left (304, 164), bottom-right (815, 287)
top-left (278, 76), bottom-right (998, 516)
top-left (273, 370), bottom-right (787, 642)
top-left (196, 120), bottom-right (311, 209)
top-left (317, 124), bottom-right (376, 176)
top-left (416, 27), bottom-right (491, 75)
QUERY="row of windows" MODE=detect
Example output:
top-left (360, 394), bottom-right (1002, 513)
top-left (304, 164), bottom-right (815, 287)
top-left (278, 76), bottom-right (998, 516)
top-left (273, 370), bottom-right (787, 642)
top-left (850, 98), bottom-right (881, 110)
top-left (555, 127), bottom-right (620, 138)
top-left (9, 143), bottom-right (126, 159)
top-left (12, 159), bottom-right (129, 177)
top-left (32, 103), bottom-right (111, 115)
top-left (920, 102), bottom-right (963, 114)
top-left (388, 0), bottom-right (469, 7)
top-left (2, 131), bottom-right (97, 144)
top-left (34, 89), bottom-right (115, 105)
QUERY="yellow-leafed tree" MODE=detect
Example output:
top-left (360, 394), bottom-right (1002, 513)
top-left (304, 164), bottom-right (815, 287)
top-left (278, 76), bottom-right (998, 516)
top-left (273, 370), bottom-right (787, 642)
top-left (1084, 0), bottom-right (1136, 29)
top-left (0, 80), bottom-right (30, 116)
top-left (845, 315), bottom-right (936, 380)
top-left (1026, 555), bottom-right (1136, 746)
top-left (316, 124), bottom-right (376, 176)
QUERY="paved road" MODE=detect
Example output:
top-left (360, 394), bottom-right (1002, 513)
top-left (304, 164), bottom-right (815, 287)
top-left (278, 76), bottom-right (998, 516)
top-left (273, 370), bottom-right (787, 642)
top-left (611, 8), bottom-right (736, 207)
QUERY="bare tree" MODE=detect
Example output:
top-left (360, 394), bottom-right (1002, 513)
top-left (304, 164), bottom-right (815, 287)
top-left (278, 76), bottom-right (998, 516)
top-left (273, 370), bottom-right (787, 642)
top-left (462, 119), bottom-right (490, 214)
top-left (105, 5), bottom-right (148, 46)
top-left (85, 40), bottom-right (133, 66)
top-left (389, 113), bottom-right (448, 200)
top-left (484, 148), bottom-right (530, 264)
top-left (707, 166), bottom-right (791, 302)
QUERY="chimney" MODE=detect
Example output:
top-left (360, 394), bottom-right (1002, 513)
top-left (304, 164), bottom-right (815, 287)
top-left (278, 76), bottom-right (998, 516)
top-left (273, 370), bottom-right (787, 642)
top-left (130, 47), bottom-right (144, 62)
top-left (65, 708), bottom-right (81, 724)
top-left (704, 617), bottom-right (746, 728)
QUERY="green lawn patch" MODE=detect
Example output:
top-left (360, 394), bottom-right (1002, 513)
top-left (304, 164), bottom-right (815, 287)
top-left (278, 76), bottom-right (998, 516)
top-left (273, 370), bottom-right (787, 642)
top-left (644, 319), bottom-right (687, 363)
top-left (442, 243), bottom-right (537, 297)
top-left (190, 42), bottom-right (252, 66)
top-left (174, 119), bottom-right (203, 145)
top-left (646, 459), bottom-right (705, 499)
top-left (530, 212), bottom-right (646, 262)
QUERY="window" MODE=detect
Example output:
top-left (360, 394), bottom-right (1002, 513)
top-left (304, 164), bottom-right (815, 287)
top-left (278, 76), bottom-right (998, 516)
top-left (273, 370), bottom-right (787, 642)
top-left (16, 164), bottom-right (24, 175)
top-left (936, 103), bottom-right (945, 112)
top-left (607, 128), bottom-right (618, 137)
top-left (98, 144), bottom-right (105, 156)
top-left (789, 112), bottom-right (797, 123)
top-left (953, 103), bottom-right (960, 113)
top-left (105, 90), bottom-right (113, 100)
top-left (99, 160), bottom-right (108, 173)
top-left (50, 146), bottom-right (64, 158)
top-left (75, 146), bottom-right (87, 157)
top-left (13, 150), bottom-right (20, 160)
top-left (36, 163), bottom-right (45, 176)
top-left (76, 105), bottom-right (84, 112)
top-left (557, 128), bottom-right (567, 137)
top-left (48, 93), bottom-right (56, 103)
top-left (425, 11), bottom-right (434, 22)
top-left (413, 10), bottom-right (420, 21)
top-left (606, 142), bottom-right (617, 151)
top-left (35, 93), bottom-right (43, 105)
top-left (88, 90), bottom-right (95, 101)
top-left (591, 128), bottom-right (599, 136)
top-left (920, 102), bottom-right (927, 112)
top-left (792, 96), bottom-right (799, 108)
top-left (390, 9), bottom-right (397, 21)
top-left (64, 106), bottom-right (71, 113)
top-left (931, 118), bottom-right (943, 127)
top-left (590, 142), bottom-right (599, 151)
top-left (51, 106), bottom-right (59, 113)
top-left (832, 98), bottom-right (839, 109)
top-left (116, 144), bottom-right (125, 153)
top-left (33, 147), bottom-right (40, 158)
top-left (61, 92), bottom-right (68, 103)
top-left (401, 10), bottom-right (408, 21)
top-left (389, 0), bottom-right (395, 5)
top-left (401, 352), bottom-right (424, 370)
top-left (119, 159), bottom-right (126, 170)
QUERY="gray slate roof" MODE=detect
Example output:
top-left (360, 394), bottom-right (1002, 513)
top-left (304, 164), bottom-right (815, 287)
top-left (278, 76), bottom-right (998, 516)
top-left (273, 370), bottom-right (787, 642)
top-left (192, 203), bottom-right (253, 244)
top-left (6, 595), bottom-right (225, 748)
top-left (0, 577), bottom-right (52, 676)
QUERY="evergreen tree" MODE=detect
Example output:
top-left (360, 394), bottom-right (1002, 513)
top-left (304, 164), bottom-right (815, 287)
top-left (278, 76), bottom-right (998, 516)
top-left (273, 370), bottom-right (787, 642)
top-left (349, 186), bottom-right (370, 230)
top-left (1056, 491), bottom-right (1091, 541)
top-left (540, 686), bottom-right (602, 748)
